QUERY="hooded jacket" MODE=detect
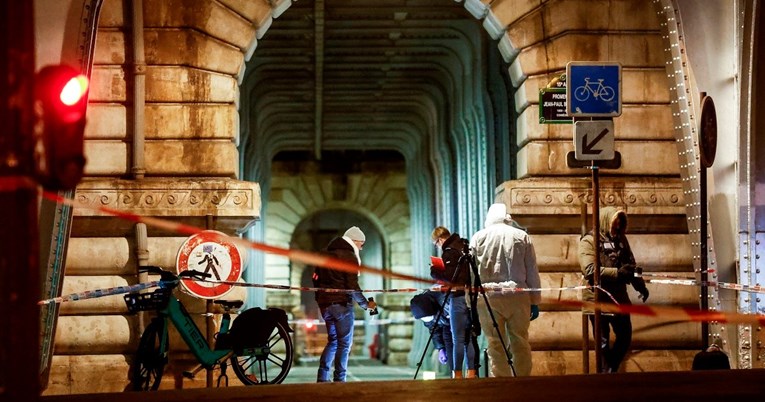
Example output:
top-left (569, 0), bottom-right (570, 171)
top-left (469, 204), bottom-right (541, 304)
top-left (578, 206), bottom-right (640, 304)
top-left (314, 236), bottom-right (369, 308)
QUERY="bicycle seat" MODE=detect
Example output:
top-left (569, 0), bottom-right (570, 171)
top-left (214, 300), bottom-right (244, 309)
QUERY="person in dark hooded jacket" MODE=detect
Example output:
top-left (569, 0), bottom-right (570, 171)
top-left (431, 226), bottom-right (476, 378)
top-left (315, 226), bottom-right (376, 382)
top-left (578, 206), bottom-right (649, 373)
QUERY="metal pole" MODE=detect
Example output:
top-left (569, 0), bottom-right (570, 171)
top-left (592, 163), bottom-right (603, 373)
top-left (205, 215), bottom-right (215, 387)
top-left (1, 1), bottom-right (39, 399)
top-left (700, 166), bottom-right (709, 349)
top-left (580, 202), bottom-right (590, 373)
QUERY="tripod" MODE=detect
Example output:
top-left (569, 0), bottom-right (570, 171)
top-left (463, 246), bottom-right (517, 377)
top-left (413, 246), bottom-right (481, 379)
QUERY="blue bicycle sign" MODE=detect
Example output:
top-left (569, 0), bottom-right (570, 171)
top-left (566, 62), bottom-right (621, 117)
top-left (574, 78), bottom-right (615, 102)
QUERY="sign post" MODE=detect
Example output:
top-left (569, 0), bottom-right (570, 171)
top-left (565, 61), bottom-right (623, 374)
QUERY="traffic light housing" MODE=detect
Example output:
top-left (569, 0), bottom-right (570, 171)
top-left (34, 64), bottom-right (89, 190)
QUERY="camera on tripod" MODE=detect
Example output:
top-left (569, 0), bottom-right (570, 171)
top-left (368, 297), bottom-right (379, 316)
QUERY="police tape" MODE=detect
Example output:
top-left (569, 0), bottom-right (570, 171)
top-left (197, 278), bottom-right (589, 295)
top-left (36, 274), bottom-right (760, 307)
top-left (196, 279), bottom-right (423, 294)
top-left (35, 279), bottom-right (765, 326)
top-left (35, 277), bottom-right (588, 305)
top-left (291, 318), bottom-right (416, 327)
top-left (640, 273), bottom-right (765, 294)
top-left (37, 281), bottom-right (160, 305)
top-left (560, 299), bottom-right (765, 325)
top-left (0, 176), bottom-right (38, 192)
top-left (37, 191), bottom-right (765, 324)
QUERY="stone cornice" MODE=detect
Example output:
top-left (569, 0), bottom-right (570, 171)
top-left (74, 178), bottom-right (260, 218)
top-left (498, 177), bottom-right (686, 216)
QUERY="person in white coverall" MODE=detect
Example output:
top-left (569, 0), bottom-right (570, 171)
top-left (469, 203), bottom-right (541, 377)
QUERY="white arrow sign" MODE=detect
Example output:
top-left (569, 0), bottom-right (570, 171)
top-left (574, 120), bottom-right (615, 161)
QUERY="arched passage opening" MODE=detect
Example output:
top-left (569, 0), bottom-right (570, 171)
top-left (289, 208), bottom-right (385, 362)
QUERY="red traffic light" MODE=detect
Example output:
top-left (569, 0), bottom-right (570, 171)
top-left (59, 75), bottom-right (89, 107)
top-left (36, 65), bottom-right (89, 124)
top-left (34, 64), bottom-right (89, 190)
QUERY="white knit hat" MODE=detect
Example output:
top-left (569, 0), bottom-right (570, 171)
top-left (344, 226), bottom-right (366, 242)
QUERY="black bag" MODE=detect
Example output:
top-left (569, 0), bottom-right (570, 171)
top-left (410, 291), bottom-right (440, 319)
top-left (692, 348), bottom-right (731, 370)
top-left (220, 307), bottom-right (292, 354)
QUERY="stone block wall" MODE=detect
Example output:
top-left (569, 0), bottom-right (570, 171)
top-left (45, 0), bottom-right (264, 394)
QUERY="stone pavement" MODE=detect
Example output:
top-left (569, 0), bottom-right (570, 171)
top-left (285, 358), bottom-right (450, 383)
top-left (284, 357), bottom-right (460, 384)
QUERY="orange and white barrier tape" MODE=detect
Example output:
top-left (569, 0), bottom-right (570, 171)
top-left (38, 281), bottom-right (160, 305)
top-left (196, 278), bottom-right (589, 295)
top-left (291, 317), bottom-right (417, 327)
top-left (640, 273), bottom-right (765, 294)
top-left (0, 176), bottom-right (38, 192)
top-left (37, 191), bottom-right (765, 325)
top-left (36, 279), bottom-right (765, 326)
top-left (560, 299), bottom-right (765, 325)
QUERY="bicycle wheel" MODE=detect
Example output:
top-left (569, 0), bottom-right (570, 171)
top-left (600, 86), bottom-right (615, 101)
top-left (231, 321), bottom-right (293, 385)
top-left (574, 85), bottom-right (590, 101)
top-left (132, 319), bottom-right (167, 391)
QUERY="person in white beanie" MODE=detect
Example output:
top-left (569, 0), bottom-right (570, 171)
top-left (469, 203), bottom-right (541, 377)
top-left (315, 226), bottom-right (377, 382)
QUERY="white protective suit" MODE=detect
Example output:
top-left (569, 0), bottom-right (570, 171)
top-left (470, 203), bottom-right (541, 377)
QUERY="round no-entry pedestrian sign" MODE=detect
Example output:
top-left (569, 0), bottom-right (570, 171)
top-left (176, 230), bottom-right (242, 299)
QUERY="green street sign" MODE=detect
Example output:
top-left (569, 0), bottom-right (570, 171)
top-left (539, 88), bottom-right (572, 124)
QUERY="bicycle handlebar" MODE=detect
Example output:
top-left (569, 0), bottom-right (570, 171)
top-left (139, 265), bottom-right (177, 282)
top-left (138, 266), bottom-right (210, 283)
top-left (179, 269), bottom-right (212, 281)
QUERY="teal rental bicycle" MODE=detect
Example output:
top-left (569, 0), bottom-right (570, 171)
top-left (124, 266), bottom-right (294, 390)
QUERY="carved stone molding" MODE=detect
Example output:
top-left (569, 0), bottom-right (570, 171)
top-left (498, 177), bottom-right (685, 216)
top-left (75, 179), bottom-right (260, 217)
top-left (72, 178), bottom-right (261, 236)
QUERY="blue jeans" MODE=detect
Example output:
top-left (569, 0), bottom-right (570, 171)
top-left (449, 295), bottom-right (475, 371)
top-left (317, 303), bottom-right (355, 382)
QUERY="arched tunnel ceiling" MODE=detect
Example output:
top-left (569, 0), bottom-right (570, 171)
top-left (242, 0), bottom-right (492, 164)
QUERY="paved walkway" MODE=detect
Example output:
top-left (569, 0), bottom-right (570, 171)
top-left (286, 358), bottom-right (451, 383)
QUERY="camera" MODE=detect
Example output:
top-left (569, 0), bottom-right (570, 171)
top-left (368, 297), bottom-right (379, 316)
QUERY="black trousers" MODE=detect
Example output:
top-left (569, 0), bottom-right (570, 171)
top-left (589, 313), bottom-right (632, 373)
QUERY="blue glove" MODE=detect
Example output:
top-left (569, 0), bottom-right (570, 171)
top-left (438, 348), bottom-right (448, 364)
top-left (530, 304), bottom-right (540, 321)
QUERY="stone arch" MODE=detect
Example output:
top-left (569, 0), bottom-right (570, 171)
top-left (40, 0), bottom-right (731, 394)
